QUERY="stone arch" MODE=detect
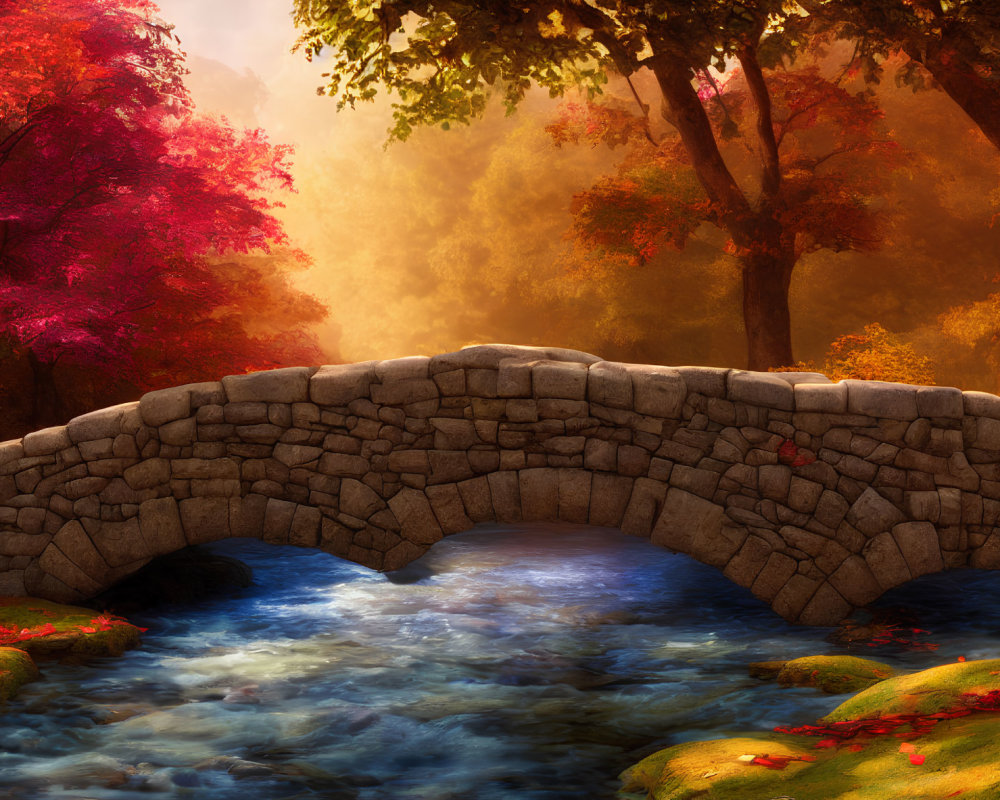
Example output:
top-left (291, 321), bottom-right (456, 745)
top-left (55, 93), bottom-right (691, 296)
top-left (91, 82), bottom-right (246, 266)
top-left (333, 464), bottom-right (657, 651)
top-left (1, 344), bottom-right (999, 626)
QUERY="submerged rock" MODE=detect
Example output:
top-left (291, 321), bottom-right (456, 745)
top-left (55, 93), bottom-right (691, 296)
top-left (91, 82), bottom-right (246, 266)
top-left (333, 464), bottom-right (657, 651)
top-left (749, 654), bottom-right (897, 694)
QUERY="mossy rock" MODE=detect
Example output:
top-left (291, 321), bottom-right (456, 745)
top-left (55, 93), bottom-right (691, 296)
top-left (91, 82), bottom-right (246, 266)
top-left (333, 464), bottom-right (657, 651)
top-left (0, 597), bottom-right (143, 659)
top-left (0, 647), bottom-right (39, 701)
top-left (620, 659), bottom-right (1000, 800)
top-left (823, 659), bottom-right (1000, 723)
top-left (749, 655), bottom-right (897, 694)
top-left (619, 715), bottom-right (1000, 800)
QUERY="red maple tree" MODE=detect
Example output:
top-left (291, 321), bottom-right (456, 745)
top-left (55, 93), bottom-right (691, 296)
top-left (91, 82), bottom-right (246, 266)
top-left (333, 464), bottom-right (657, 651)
top-left (0, 0), bottom-right (326, 429)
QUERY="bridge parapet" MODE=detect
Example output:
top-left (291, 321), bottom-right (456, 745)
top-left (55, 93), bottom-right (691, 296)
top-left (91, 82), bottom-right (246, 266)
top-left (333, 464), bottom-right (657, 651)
top-left (1, 343), bottom-right (999, 625)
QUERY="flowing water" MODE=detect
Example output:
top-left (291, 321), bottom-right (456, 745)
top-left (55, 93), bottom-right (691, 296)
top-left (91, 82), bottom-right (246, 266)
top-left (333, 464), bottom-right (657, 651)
top-left (0, 523), bottom-right (998, 799)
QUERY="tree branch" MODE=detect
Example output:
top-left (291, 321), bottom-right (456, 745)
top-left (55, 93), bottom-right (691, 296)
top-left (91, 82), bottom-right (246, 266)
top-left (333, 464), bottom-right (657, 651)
top-left (738, 45), bottom-right (781, 200)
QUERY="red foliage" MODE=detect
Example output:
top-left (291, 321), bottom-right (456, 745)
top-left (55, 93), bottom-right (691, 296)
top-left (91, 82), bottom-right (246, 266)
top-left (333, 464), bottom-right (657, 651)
top-left (554, 65), bottom-right (900, 273)
top-left (748, 753), bottom-right (816, 769)
top-left (776, 690), bottom-right (1000, 742)
top-left (0, 0), bottom-right (326, 426)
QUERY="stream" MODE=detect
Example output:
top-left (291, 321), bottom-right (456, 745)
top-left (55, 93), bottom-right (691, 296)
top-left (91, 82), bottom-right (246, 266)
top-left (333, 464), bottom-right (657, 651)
top-left (0, 523), bottom-right (996, 799)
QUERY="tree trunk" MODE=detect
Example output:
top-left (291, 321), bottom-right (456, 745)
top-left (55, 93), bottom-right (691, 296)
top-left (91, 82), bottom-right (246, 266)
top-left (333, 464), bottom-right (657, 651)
top-left (905, 38), bottom-right (1000, 153)
top-left (741, 248), bottom-right (795, 371)
top-left (27, 349), bottom-right (63, 429)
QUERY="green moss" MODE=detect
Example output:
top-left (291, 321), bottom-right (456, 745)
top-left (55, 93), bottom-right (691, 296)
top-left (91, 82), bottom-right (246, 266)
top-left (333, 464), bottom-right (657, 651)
top-left (774, 655), bottom-right (897, 694)
top-left (823, 659), bottom-right (1000, 722)
top-left (0, 597), bottom-right (143, 659)
top-left (620, 660), bottom-right (1000, 800)
top-left (0, 647), bottom-right (39, 701)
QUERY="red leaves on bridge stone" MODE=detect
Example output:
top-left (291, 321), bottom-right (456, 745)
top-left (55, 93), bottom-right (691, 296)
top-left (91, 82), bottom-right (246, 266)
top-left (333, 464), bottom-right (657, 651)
top-left (777, 438), bottom-right (816, 467)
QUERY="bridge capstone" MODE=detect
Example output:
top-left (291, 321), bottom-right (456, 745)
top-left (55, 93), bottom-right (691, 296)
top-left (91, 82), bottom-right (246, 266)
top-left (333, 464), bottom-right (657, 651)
top-left (2, 344), bottom-right (1000, 625)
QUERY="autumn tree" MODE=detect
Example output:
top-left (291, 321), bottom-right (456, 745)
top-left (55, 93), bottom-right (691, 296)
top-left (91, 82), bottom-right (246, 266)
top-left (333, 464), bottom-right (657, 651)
top-left (798, 0), bottom-right (1000, 151)
top-left (549, 63), bottom-right (897, 344)
top-left (0, 0), bottom-right (326, 429)
top-left (292, 0), bottom-right (901, 369)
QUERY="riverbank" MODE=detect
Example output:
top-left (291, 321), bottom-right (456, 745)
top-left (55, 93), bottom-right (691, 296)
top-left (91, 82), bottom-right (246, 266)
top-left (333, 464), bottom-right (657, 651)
top-left (620, 658), bottom-right (1000, 799)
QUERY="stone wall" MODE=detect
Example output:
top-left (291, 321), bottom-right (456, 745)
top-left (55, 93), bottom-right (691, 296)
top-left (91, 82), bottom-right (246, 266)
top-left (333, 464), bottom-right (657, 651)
top-left (2, 343), bottom-right (999, 625)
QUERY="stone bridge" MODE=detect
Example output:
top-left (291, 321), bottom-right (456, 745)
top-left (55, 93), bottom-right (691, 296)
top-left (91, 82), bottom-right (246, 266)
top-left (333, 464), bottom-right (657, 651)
top-left (2, 344), bottom-right (1000, 625)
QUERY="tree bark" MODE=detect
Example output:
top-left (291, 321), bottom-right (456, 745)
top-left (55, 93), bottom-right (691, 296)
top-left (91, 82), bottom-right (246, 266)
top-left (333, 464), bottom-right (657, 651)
top-left (27, 349), bottom-right (63, 429)
top-left (650, 53), bottom-right (796, 370)
top-left (741, 246), bottom-right (796, 371)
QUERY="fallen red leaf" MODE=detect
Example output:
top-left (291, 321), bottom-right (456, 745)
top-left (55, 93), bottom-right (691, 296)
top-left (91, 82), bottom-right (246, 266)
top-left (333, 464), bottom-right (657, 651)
top-left (909, 753), bottom-right (926, 766)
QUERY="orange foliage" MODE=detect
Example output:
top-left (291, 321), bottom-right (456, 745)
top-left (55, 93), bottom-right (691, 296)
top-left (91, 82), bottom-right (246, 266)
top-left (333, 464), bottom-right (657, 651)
top-left (823, 323), bottom-right (935, 384)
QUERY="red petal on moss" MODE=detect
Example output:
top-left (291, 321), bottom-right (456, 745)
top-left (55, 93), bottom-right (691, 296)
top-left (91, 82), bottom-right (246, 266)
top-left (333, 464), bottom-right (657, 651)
top-left (909, 753), bottom-right (926, 765)
top-left (815, 739), bottom-right (838, 748)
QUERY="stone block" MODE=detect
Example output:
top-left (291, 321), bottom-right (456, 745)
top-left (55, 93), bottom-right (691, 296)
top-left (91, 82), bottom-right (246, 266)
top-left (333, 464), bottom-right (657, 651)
top-left (584, 439), bottom-right (617, 472)
top-left (426, 484), bottom-right (474, 535)
top-left (375, 356), bottom-right (430, 383)
top-left (224, 402), bottom-right (269, 425)
top-left (791, 383), bottom-right (844, 415)
top-left (583, 473), bottom-right (630, 528)
top-left (497, 359), bottom-right (533, 397)
top-left (319, 452), bottom-right (369, 477)
top-left (371, 379), bottom-right (439, 406)
top-left (486, 471), bottom-right (521, 523)
top-left (758, 464), bottom-right (791, 501)
top-left (428, 451), bottom-right (474, 484)
top-left (557, 469), bottom-right (591, 524)
top-left (89, 518), bottom-right (147, 568)
top-left (160, 417), bottom-right (196, 447)
top-left (749, 552), bottom-right (798, 603)
top-left (433, 369), bottom-right (466, 396)
top-left (310, 361), bottom-right (377, 406)
top-left (273, 444), bottom-right (323, 467)
top-left (727, 371), bottom-right (794, 411)
top-left (904, 491), bottom-right (940, 523)
top-left (827, 554), bottom-right (883, 606)
top-left (650, 488), bottom-right (723, 553)
top-left (457, 476), bottom-right (495, 523)
top-left (891, 521), bottom-right (943, 579)
top-left (387, 487), bottom-right (444, 544)
top-left (262, 498), bottom-right (297, 544)
top-left (22, 427), bottom-right (72, 458)
top-left (974, 416), bottom-right (1000, 450)
top-left (138, 497), bottom-right (187, 556)
top-left (916, 386), bottom-right (963, 419)
top-left (340, 479), bottom-right (385, 519)
top-left (67, 402), bottom-right (139, 443)
top-left (588, 362), bottom-right (633, 409)
top-left (178, 497), bottom-right (231, 544)
top-left (675, 366), bottom-right (728, 397)
top-left (723, 535), bottom-right (773, 589)
top-left (797, 582), bottom-right (852, 626)
top-left (963, 391), bottom-right (1000, 420)
top-left (431, 418), bottom-right (479, 450)
top-left (466, 368), bottom-right (499, 398)
top-left (862, 531), bottom-right (911, 590)
top-left (630, 365), bottom-right (686, 418)
top-left (532, 361), bottom-right (588, 400)
top-left (223, 367), bottom-right (312, 404)
top-left (51, 520), bottom-right (108, 578)
top-left (519, 468), bottom-right (559, 521)
top-left (847, 487), bottom-right (904, 536)
top-left (844, 380), bottom-right (918, 420)
top-left (230, 494), bottom-right (268, 539)
top-left (787, 477), bottom-right (824, 514)
top-left (289, 505), bottom-right (321, 547)
top-left (39, 543), bottom-right (102, 595)
top-left (669, 464), bottom-right (719, 498)
top-left (620, 477), bottom-right (667, 538)
top-left (139, 386), bottom-right (192, 427)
